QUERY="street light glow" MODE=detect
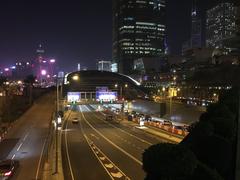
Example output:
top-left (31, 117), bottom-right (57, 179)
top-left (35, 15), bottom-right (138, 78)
top-left (72, 75), bottom-right (79, 81)
top-left (41, 69), bottom-right (47, 76)
top-left (50, 59), bottom-right (56, 63)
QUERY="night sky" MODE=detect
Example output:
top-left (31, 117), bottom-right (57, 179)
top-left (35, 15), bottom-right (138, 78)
top-left (0, 0), bottom-right (221, 72)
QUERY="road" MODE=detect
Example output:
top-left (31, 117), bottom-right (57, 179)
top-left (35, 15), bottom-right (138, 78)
top-left (62, 104), bottom-right (170, 180)
top-left (0, 92), bottom-right (55, 180)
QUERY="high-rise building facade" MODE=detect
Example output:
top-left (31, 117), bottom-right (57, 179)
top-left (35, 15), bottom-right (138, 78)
top-left (191, 0), bottom-right (201, 48)
top-left (206, 3), bottom-right (238, 52)
top-left (113, 0), bottom-right (166, 74)
top-left (97, 60), bottom-right (112, 72)
top-left (182, 0), bottom-right (202, 54)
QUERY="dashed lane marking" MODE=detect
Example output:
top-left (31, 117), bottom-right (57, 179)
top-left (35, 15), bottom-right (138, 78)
top-left (11, 154), bottom-right (15, 160)
top-left (85, 106), bottom-right (152, 146)
top-left (104, 163), bottom-right (114, 169)
top-left (80, 106), bottom-right (142, 166)
top-left (23, 132), bottom-right (29, 141)
top-left (17, 142), bottom-right (23, 151)
top-left (84, 134), bottom-right (130, 180)
top-left (111, 172), bottom-right (123, 178)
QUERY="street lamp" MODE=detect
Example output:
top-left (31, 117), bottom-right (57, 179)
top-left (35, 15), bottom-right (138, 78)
top-left (50, 59), bottom-right (56, 63)
top-left (72, 75), bottom-right (79, 81)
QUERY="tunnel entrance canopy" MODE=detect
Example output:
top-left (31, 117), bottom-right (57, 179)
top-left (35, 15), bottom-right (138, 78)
top-left (64, 70), bottom-right (147, 100)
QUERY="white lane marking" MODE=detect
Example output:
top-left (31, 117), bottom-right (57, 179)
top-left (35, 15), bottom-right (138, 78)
top-left (65, 116), bottom-right (75, 180)
top-left (11, 154), bottom-right (15, 160)
top-left (23, 133), bottom-right (29, 141)
top-left (83, 134), bottom-right (130, 180)
top-left (111, 172), bottom-right (123, 178)
top-left (104, 163), bottom-right (114, 169)
top-left (17, 142), bottom-right (23, 151)
top-left (80, 106), bottom-right (142, 165)
top-left (86, 106), bottom-right (153, 146)
top-left (35, 138), bottom-right (47, 180)
top-left (99, 156), bottom-right (106, 161)
top-left (90, 133), bottom-right (100, 140)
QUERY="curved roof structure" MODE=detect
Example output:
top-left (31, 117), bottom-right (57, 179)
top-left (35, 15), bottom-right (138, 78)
top-left (64, 70), bottom-right (147, 99)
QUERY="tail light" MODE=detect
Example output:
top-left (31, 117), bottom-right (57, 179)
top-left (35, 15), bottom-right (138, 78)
top-left (4, 171), bottom-right (12, 176)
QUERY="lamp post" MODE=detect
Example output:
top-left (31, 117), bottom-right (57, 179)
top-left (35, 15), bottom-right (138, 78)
top-left (54, 77), bottom-right (60, 174)
top-left (115, 83), bottom-right (128, 121)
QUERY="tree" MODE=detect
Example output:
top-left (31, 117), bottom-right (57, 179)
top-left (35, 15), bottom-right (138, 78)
top-left (192, 162), bottom-right (224, 180)
top-left (142, 143), bottom-right (198, 180)
top-left (0, 76), bottom-right (7, 87)
top-left (181, 88), bottom-right (238, 180)
top-left (24, 74), bottom-right (36, 105)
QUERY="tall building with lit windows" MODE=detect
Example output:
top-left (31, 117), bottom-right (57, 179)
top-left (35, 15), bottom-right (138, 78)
top-left (206, 2), bottom-right (238, 52)
top-left (113, 0), bottom-right (166, 74)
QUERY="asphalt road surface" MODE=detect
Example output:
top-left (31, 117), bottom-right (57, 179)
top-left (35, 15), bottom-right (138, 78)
top-left (62, 104), bottom-right (170, 180)
top-left (0, 92), bottom-right (55, 180)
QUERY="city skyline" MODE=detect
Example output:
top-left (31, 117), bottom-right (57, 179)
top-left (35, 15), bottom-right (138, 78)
top-left (0, 0), bottom-right (228, 72)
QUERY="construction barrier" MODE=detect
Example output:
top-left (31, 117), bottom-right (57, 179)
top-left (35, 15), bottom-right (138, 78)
top-left (131, 116), bottom-right (189, 137)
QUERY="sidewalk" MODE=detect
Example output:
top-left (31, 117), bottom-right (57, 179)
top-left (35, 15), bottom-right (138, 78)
top-left (42, 121), bottom-right (65, 180)
top-left (42, 110), bottom-right (72, 180)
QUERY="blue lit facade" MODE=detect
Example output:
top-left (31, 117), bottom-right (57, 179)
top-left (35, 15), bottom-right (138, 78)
top-left (113, 0), bottom-right (166, 74)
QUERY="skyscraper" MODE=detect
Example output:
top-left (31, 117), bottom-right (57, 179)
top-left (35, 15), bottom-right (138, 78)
top-left (206, 2), bottom-right (238, 52)
top-left (97, 60), bottom-right (112, 72)
top-left (191, 0), bottom-right (201, 48)
top-left (35, 44), bottom-right (45, 80)
top-left (113, 0), bottom-right (166, 74)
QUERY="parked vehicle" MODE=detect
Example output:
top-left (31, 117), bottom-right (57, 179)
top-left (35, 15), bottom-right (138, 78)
top-left (162, 120), bottom-right (173, 126)
top-left (127, 115), bottom-right (133, 121)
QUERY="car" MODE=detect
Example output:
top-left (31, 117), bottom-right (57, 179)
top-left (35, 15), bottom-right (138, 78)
top-left (127, 115), bottom-right (133, 121)
top-left (106, 115), bottom-right (114, 121)
top-left (173, 125), bottom-right (184, 130)
top-left (115, 109), bottom-right (120, 114)
top-left (162, 120), bottom-right (173, 126)
top-left (144, 115), bottom-right (152, 121)
top-left (72, 117), bottom-right (79, 124)
top-left (0, 159), bottom-right (19, 179)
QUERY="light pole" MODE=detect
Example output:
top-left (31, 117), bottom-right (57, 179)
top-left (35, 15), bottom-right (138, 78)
top-left (54, 77), bottom-right (60, 174)
top-left (115, 83), bottom-right (128, 121)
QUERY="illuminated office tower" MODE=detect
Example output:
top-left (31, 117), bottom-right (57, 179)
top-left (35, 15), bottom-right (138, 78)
top-left (113, 0), bottom-right (166, 74)
top-left (206, 2), bottom-right (238, 52)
